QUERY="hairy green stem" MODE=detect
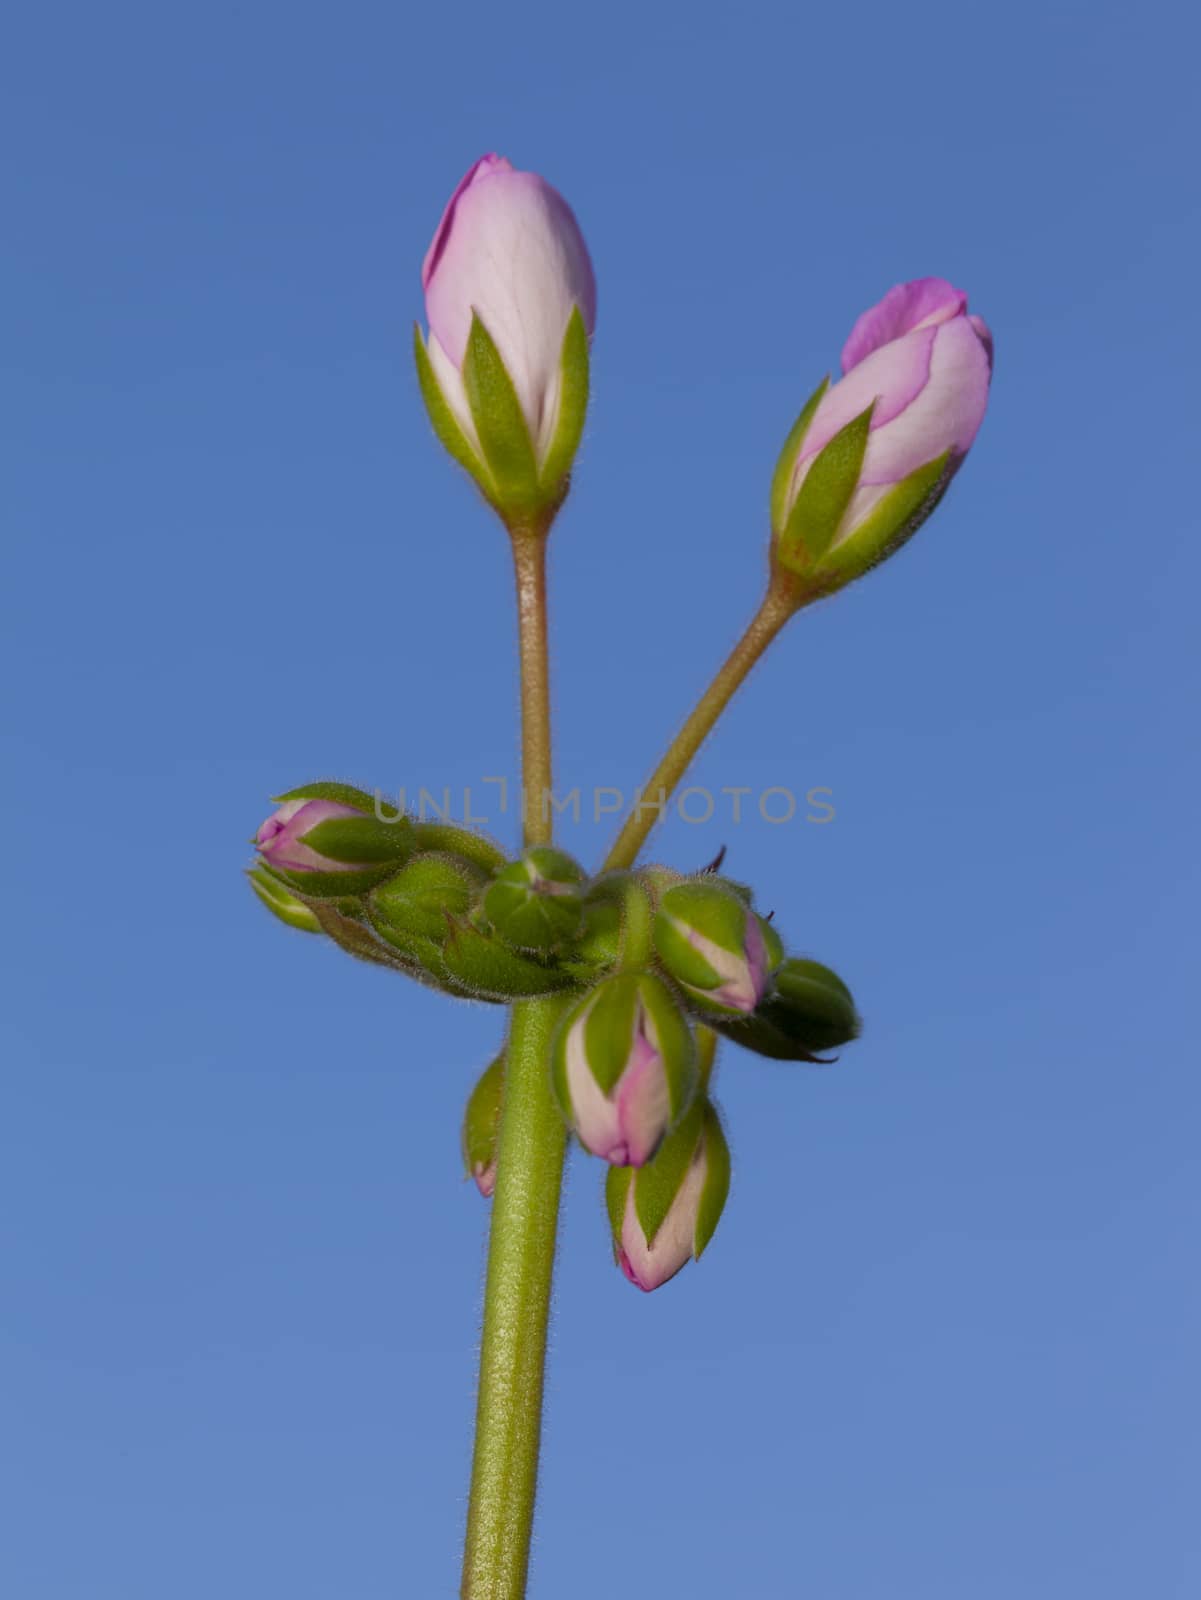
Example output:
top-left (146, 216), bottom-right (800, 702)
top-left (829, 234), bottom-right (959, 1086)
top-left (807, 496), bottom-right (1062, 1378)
top-left (461, 993), bottom-right (570, 1600)
top-left (603, 573), bottom-right (801, 870)
top-left (510, 533), bottom-right (553, 847)
top-left (461, 530), bottom-right (564, 1599)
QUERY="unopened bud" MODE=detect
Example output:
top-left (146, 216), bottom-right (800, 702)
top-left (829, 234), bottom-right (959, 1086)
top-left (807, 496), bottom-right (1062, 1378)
top-left (653, 881), bottom-right (774, 1015)
top-left (607, 1101), bottom-right (731, 1292)
top-left (254, 782), bottom-right (414, 896)
top-left (482, 846), bottom-right (586, 951)
top-left (247, 866), bottom-right (322, 933)
top-left (551, 972), bottom-right (697, 1166)
top-left (462, 1054), bottom-right (504, 1198)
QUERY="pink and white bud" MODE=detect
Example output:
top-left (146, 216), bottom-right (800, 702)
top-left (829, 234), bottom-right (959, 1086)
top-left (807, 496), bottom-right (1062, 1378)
top-left (653, 882), bottom-right (775, 1017)
top-left (254, 798), bottom-right (364, 874)
top-left (421, 153), bottom-right (596, 467)
top-left (775, 277), bottom-right (993, 566)
top-left (552, 974), bottom-right (698, 1168)
top-left (565, 1013), bottom-right (667, 1167)
top-left (610, 1103), bottom-right (732, 1293)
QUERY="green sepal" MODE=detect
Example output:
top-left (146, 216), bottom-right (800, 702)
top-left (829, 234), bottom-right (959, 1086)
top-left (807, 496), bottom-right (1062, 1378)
top-left (369, 919), bottom-right (485, 999)
top-left (272, 780), bottom-right (379, 811)
top-left (482, 846), bottom-right (587, 951)
top-left (537, 305), bottom-right (590, 499)
top-left (413, 323), bottom-right (493, 499)
top-left (769, 376), bottom-right (829, 534)
top-left (637, 973), bottom-right (699, 1122)
top-left (560, 895), bottom-right (623, 981)
top-left (247, 867), bottom-right (322, 933)
top-left (659, 881), bottom-right (749, 957)
top-left (411, 821), bottom-right (508, 875)
top-left (782, 401), bottom-right (875, 564)
top-left (605, 1164), bottom-right (633, 1256)
top-left (652, 913), bottom-right (721, 991)
top-left (369, 852), bottom-right (486, 942)
top-left (712, 876), bottom-right (754, 907)
top-left (633, 1096), bottom-right (705, 1246)
top-left (653, 881), bottom-right (753, 1001)
top-left (440, 918), bottom-right (577, 1001)
top-left (694, 1104), bottom-right (731, 1259)
top-left (695, 1024), bottom-right (719, 1092)
top-left (814, 450), bottom-right (953, 591)
top-left (272, 862), bottom-right (396, 898)
top-left (462, 313), bottom-right (540, 518)
top-left (758, 915), bottom-right (785, 972)
top-left (300, 814), bottom-right (416, 866)
top-left (582, 974), bottom-right (641, 1095)
top-left (462, 1054), bottom-right (505, 1177)
top-left (309, 901), bottom-right (419, 974)
top-left (524, 845), bottom-right (586, 884)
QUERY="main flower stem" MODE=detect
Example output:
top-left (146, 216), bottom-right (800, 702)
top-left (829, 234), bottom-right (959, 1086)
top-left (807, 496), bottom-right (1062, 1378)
top-left (461, 992), bottom-right (570, 1600)
top-left (603, 572), bottom-right (801, 870)
top-left (461, 530), bottom-right (565, 1600)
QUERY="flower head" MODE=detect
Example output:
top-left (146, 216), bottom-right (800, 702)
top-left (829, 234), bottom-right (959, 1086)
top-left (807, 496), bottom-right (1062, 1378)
top-left (772, 277), bottom-right (993, 594)
top-left (416, 154), bottom-right (596, 523)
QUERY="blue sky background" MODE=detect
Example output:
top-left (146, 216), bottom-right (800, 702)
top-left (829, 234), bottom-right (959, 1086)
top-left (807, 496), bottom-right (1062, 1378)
top-left (4, 2), bottom-right (1199, 1595)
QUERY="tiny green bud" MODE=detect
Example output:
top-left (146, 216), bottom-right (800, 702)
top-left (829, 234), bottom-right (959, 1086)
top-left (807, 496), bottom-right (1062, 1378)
top-left (462, 1055), bottom-right (504, 1198)
top-left (247, 866), bottom-right (323, 934)
top-left (482, 846), bottom-right (586, 951)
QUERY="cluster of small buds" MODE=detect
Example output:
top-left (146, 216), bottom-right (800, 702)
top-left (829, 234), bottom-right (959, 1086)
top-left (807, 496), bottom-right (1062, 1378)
top-left (249, 791), bottom-right (860, 1291)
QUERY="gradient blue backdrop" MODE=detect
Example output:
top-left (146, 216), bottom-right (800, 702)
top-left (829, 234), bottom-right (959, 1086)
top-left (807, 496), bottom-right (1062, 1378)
top-left (4, 2), bottom-right (1198, 1595)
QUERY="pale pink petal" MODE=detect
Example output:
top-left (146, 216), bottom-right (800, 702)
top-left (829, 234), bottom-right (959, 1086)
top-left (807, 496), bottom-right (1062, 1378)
top-left (796, 326), bottom-right (937, 474)
top-left (969, 314), bottom-right (995, 372)
top-left (424, 169), bottom-right (596, 454)
top-left (854, 316), bottom-right (990, 487)
top-left (565, 1011), bottom-right (626, 1162)
top-left (614, 1026), bottom-right (670, 1167)
top-left (421, 154), bottom-right (514, 290)
top-left (256, 799), bottom-right (362, 873)
top-left (426, 331), bottom-right (481, 455)
top-left (841, 277), bottom-right (966, 373)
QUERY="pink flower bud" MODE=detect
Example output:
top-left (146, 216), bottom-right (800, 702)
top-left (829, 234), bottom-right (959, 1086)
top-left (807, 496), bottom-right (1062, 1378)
top-left (774, 277), bottom-right (993, 574)
top-left (653, 882), bottom-right (775, 1016)
top-left (254, 798), bottom-right (365, 874)
top-left (552, 974), bottom-right (698, 1168)
top-left (421, 153), bottom-right (596, 466)
top-left (567, 1015), bottom-right (666, 1167)
top-left (613, 1103), bottom-right (731, 1293)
